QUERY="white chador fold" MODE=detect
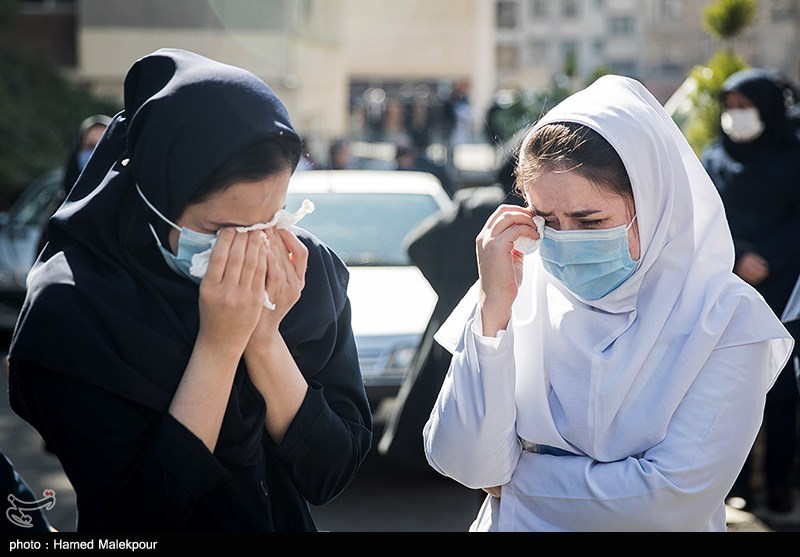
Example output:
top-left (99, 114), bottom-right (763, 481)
top-left (425, 75), bottom-right (793, 532)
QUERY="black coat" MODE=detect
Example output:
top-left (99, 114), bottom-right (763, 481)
top-left (701, 69), bottom-right (800, 316)
top-left (701, 69), bottom-right (800, 403)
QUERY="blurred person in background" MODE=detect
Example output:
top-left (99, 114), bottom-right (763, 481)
top-left (394, 141), bottom-right (454, 198)
top-left (700, 68), bottom-right (800, 515)
top-left (62, 114), bottom-right (112, 195)
top-left (443, 82), bottom-right (474, 146)
top-left (326, 139), bottom-right (354, 170)
top-left (7, 48), bottom-right (371, 532)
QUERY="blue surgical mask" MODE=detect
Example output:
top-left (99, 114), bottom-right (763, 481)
top-left (77, 149), bottom-right (94, 171)
top-left (539, 216), bottom-right (638, 300)
top-left (136, 184), bottom-right (216, 283)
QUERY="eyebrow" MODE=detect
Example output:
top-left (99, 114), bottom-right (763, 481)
top-left (532, 207), bottom-right (605, 218)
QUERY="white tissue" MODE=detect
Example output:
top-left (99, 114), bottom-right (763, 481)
top-left (189, 199), bottom-right (315, 310)
top-left (513, 215), bottom-right (545, 255)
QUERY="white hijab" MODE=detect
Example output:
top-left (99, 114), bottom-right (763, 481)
top-left (436, 75), bottom-right (792, 462)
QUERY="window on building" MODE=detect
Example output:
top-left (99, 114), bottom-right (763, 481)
top-left (561, 40), bottom-right (578, 57)
top-left (655, 0), bottom-right (684, 22)
top-left (527, 40), bottom-right (550, 64)
top-left (561, 41), bottom-right (579, 76)
top-left (497, 44), bottom-right (521, 71)
top-left (562, 0), bottom-right (580, 19)
top-left (771, 0), bottom-right (797, 21)
top-left (528, 0), bottom-right (548, 19)
top-left (609, 16), bottom-right (636, 35)
top-left (496, 0), bottom-right (519, 29)
top-left (593, 39), bottom-right (605, 55)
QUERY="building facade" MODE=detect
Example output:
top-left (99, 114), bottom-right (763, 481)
top-left (4, 0), bottom-right (799, 149)
top-left (495, 0), bottom-right (800, 102)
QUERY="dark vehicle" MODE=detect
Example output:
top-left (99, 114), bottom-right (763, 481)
top-left (0, 169), bottom-right (64, 333)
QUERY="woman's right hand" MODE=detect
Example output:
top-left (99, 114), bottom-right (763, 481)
top-left (734, 251), bottom-right (770, 286)
top-left (197, 228), bottom-right (268, 355)
top-left (476, 205), bottom-right (540, 337)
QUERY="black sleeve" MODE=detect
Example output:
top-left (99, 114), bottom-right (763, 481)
top-left (0, 450), bottom-right (52, 532)
top-left (9, 362), bottom-right (230, 531)
top-left (265, 298), bottom-right (373, 506)
top-left (404, 205), bottom-right (460, 294)
top-left (756, 209), bottom-right (800, 276)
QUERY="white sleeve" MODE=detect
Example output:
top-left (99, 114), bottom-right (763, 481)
top-left (497, 340), bottom-right (772, 532)
top-left (423, 310), bottom-right (523, 489)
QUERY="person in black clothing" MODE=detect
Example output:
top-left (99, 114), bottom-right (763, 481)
top-left (377, 149), bottom-right (523, 471)
top-left (700, 68), bottom-right (800, 515)
top-left (7, 48), bottom-right (372, 532)
top-left (394, 142), bottom-right (454, 198)
top-left (61, 114), bottom-right (112, 196)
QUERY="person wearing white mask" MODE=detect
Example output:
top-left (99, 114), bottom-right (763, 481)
top-left (701, 68), bottom-right (800, 516)
top-left (422, 74), bottom-right (794, 532)
top-left (62, 114), bottom-right (112, 195)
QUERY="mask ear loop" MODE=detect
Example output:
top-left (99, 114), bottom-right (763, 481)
top-left (626, 215), bottom-right (638, 231)
top-left (136, 183), bottom-right (181, 249)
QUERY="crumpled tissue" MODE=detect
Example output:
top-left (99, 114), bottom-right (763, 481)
top-left (513, 215), bottom-right (546, 255)
top-left (189, 199), bottom-right (315, 310)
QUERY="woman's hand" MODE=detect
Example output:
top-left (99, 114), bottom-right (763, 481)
top-left (197, 228), bottom-right (268, 355)
top-left (735, 251), bottom-right (770, 286)
top-left (243, 227), bottom-right (310, 442)
top-left (476, 205), bottom-right (540, 337)
top-left (173, 228), bottom-right (267, 451)
top-left (248, 227), bottom-right (309, 342)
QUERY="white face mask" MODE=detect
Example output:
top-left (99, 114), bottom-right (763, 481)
top-left (720, 108), bottom-right (765, 143)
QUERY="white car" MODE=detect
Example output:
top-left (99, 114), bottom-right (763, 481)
top-left (285, 169), bottom-right (452, 413)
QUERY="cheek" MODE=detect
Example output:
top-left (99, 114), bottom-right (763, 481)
top-left (629, 227), bottom-right (641, 262)
top-left (167, 227), bottom-right (179, 255)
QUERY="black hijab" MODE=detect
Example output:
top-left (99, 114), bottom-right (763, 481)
top-left (720, 68), bottom-right (795, 162)
top-left (9, 48), bottom-right (348, 467)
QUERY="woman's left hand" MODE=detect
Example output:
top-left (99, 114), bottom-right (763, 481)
top-left (249, 227), bottom-right (308, 339)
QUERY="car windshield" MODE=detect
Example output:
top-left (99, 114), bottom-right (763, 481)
top-left (285, 192), bottom-right (441, 266)
top-left (7, 171), bottom-right (63, 227)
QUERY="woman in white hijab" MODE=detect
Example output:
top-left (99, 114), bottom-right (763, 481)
top-left (422, 75), bottom-right (794, 532)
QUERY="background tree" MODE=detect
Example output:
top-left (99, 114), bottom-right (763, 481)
top-left (0, 3), bottom-right (120, 209)
top-left (685, 0), bottom-right (756, 153)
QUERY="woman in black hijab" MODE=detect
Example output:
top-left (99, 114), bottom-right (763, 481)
top-left (701, 68), bottom-right (800, 515)
top-left (7, 48), bottom-right (372, 532)
top-left (62, 114), bottom-right (113, 196)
